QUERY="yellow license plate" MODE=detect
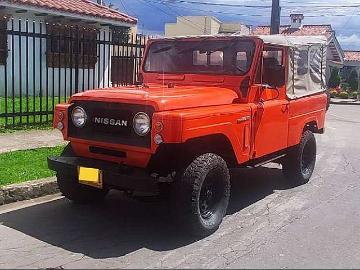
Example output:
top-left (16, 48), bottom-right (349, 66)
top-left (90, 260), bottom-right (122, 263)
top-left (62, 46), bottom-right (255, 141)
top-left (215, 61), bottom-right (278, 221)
top-left (78, 167), bottom-right (102, 188)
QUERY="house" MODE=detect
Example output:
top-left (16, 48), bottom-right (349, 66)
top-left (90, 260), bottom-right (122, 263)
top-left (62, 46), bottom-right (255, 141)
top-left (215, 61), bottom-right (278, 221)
top-left (252, 13), bottom-right (344, 85)
top-left (342, 51), bottom-right (360, 92)
top-left (0, 0), bottom-right (138, 97)
top-left (165, 16), bottom-right (250, 37)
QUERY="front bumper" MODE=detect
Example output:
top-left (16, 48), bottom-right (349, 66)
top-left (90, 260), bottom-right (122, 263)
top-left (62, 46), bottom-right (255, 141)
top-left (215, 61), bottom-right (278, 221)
top-left (48, 156), bottom-right (158, 192)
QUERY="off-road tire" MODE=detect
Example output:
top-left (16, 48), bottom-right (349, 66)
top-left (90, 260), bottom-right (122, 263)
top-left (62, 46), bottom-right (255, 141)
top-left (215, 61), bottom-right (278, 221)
top-left (282, 130), bottom-right (317, 186)
top-left (176, 153), bottom-right (230, 236)
top-left (57, 144), bottom-right (108, 204)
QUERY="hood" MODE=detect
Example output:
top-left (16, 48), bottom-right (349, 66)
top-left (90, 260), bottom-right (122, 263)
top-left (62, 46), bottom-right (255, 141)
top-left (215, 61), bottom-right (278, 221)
top-left (70, 85), bottom-right (239, 111)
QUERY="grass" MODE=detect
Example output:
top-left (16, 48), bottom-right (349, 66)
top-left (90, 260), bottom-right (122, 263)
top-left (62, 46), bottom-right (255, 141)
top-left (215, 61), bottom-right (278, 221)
top-left (0, 96), bottom-right (67, 132)
top-left (0, 145), bottom-right (65, 187)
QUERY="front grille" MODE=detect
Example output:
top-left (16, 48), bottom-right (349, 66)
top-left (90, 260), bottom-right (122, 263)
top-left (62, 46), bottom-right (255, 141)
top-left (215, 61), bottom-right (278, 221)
top-left (68, 101), bottom-right (154, 148)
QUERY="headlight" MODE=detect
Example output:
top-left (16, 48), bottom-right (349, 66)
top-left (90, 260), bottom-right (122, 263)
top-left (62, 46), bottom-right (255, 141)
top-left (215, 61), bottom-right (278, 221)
top-left (133, 112), bottom-right (151, 136)
top-left (71, 106), bottom-right (87, 128)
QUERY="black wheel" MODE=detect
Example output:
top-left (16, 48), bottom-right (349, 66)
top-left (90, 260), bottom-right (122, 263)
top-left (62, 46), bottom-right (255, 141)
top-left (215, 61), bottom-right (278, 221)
top-left (57, 144), bottom-right (108, 204)
top-left (176, 153), bottom-right (230, 236)
top-left (282, 130), bottom-right (317, 186)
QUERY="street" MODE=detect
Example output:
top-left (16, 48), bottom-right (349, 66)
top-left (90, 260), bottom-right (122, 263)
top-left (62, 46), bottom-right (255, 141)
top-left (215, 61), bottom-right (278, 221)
top-left (0, 104), bottom-right (359, 269)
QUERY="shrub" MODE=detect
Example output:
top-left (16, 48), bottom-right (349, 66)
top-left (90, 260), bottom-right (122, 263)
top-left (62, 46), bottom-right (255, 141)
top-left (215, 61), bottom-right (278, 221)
top-left (338, 91), bottom-right (349, 99)
top-left (347, 70), bottom-right (359, 91)
top-left (340, 83), bottom-right (350, 92)
top-left (329, 90), bottom-right (338, 98)
top-left (350, 91), bottom-right (359, 99)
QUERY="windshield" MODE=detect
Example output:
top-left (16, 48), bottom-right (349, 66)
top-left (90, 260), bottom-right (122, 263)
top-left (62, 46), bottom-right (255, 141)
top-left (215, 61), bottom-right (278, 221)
top-left (144, 39), bottom-right (255, 75)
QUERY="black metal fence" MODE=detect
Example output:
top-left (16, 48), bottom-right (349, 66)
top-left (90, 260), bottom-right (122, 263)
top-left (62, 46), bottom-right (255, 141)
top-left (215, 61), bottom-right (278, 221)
top-left (0, 17), bottom-right (147, 128)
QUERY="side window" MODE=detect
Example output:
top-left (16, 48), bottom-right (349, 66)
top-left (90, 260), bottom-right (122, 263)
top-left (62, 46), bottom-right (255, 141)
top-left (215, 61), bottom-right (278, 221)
top-left (297, 49), bottom-right (309, 75)
top-left (263, 49), bottom-right (283, 65)
top-left (47, 24), bottom-right (98, 68)
top-left (262, 47), bottom-right (285, 87)
top-left (0, 19), bottom-right (7, 65)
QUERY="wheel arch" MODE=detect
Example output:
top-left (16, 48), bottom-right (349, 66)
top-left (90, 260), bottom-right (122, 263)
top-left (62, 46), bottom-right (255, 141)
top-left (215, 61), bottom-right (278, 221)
top-left (147, 133), bottom-right (238, 176)
top-left (288, 115), bottom-right (324, 147)
top-left (303, 120), bottom-right (324, 134)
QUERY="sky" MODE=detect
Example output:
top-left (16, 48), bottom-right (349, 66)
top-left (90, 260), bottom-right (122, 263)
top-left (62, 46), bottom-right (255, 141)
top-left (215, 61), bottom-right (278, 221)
top-left (112, 0), bottom-right (360, 50)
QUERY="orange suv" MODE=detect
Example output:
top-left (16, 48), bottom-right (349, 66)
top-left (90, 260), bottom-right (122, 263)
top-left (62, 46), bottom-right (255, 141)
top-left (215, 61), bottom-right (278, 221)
top-left (48, 35), bottom-right (328, 236)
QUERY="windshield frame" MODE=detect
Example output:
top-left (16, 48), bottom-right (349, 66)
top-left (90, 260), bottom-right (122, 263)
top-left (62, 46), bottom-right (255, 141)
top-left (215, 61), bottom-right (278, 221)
top-left (142, 37), bottom-right (257, 77)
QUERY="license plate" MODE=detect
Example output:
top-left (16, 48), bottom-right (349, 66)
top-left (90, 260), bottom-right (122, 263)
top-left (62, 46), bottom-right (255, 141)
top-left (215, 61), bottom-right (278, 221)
top-left (78, 167), bottom-right (103, 188)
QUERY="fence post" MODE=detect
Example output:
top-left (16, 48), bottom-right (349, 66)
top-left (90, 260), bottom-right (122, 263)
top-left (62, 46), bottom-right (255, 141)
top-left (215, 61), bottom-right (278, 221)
top-left (74, 26), bottom-right (80, 93)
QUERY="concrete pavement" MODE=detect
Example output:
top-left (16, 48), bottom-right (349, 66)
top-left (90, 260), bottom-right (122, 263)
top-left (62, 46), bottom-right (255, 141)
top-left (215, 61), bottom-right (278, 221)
top-left (0, 129), bottom-right (65, 153)
top-left (0, 104), bottom-right (359, 268)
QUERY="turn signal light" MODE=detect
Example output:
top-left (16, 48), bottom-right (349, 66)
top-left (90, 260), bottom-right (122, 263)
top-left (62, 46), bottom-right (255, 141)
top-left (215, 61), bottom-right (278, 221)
top-left (154, 134), bottom-right (163, 145)
top-left (57, 122), bottom-right (64, 131)
top-left (58, 111), bottom-right (64, 121)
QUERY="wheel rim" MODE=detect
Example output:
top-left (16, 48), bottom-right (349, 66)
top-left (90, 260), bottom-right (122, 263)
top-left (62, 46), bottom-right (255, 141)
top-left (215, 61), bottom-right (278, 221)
top-left (199, 170), bottom-right (225, 219)
top-left (301, 139), bottom-right (316, 176)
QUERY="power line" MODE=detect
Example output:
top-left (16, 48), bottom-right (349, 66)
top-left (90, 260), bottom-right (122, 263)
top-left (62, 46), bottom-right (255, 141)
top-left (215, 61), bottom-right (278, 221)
top-left (118, 0), bottom-right (129, 14)
top-left (154, 0), bottom-right (272, 8)
top-left (153, 0), bottom-right (360, 18)
top-left (156, 0), bottom-right (360, 9)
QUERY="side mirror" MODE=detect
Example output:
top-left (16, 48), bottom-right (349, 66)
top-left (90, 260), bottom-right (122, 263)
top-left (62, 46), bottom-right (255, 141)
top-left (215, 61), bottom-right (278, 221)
top-left (260, 86), bottom-right (280, 102)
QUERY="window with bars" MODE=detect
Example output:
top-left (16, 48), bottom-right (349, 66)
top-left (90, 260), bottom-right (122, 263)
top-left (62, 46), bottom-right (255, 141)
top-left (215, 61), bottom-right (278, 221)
top-left (46, 24), bottom-right (98, 68)
top-left (0, 19), bottom-right (8, 65)
top-left (111, 26), bottom-right (130, 44)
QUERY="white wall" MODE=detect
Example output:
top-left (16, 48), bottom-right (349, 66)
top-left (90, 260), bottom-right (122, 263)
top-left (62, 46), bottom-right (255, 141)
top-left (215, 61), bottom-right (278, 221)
top-left (165, 16), bottom-right (209, 37)
top-left (165, 16), bottom-right (249, 37)
top-left (0, 14), bottom-right (112, 97)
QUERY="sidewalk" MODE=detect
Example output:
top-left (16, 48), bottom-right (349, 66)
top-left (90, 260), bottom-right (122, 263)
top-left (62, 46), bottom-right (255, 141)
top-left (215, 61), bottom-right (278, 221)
top-left (330, 98), bottom-right (360, 105)
top-left (0, 129), bottom-right (65, 154)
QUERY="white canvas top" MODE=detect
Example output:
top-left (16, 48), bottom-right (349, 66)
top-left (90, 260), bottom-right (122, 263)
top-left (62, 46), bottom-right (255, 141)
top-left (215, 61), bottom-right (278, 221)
top-left (257, 35), bottom-right (328, 47)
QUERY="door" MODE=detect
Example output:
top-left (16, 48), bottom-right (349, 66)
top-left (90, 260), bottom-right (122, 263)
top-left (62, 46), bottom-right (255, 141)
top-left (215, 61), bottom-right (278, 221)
top-left (253, 46), bottom-right (289, 158)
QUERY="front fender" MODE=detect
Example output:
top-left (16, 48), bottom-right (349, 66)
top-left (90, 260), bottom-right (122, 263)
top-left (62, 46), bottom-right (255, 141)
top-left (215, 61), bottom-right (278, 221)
top-left (153, 104), bottom-right (252, 164)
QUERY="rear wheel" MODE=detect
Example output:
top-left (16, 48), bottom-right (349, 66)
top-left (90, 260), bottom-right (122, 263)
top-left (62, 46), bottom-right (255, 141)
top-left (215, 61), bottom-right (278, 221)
top-left (176, 153), bottom-right (230, 236)
top-left (282, 130), bottom-right (317, 186)
top-left (57, 144), bottom-right (108, 204)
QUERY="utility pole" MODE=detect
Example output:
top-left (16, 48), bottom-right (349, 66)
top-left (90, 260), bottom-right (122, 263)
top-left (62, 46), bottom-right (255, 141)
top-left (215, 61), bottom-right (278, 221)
top-left (270, 0), bottom-right (281, 35)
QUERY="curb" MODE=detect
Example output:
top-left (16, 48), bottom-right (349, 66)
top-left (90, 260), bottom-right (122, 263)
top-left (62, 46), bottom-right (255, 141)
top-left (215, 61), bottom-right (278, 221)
top-left (0, 177), bottom-right (59, 205)
top-left (330, 101), bottom-right (360, 105)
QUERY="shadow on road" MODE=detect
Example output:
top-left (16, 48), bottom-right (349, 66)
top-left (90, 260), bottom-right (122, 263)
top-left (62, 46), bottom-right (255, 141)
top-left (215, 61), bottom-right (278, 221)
top-left (0, 166), bottom-right (290, 259)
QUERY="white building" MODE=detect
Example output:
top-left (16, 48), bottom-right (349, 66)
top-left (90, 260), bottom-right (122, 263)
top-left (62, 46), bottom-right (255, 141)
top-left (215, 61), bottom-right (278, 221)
top-left (165, 16), bottom-right (250, 37)
top-left (0, 0), bottom-right (138, 97)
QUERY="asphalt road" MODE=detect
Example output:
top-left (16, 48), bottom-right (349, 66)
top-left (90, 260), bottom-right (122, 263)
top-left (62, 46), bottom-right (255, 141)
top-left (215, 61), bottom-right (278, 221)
top-left (1, 104), bottom-right (360, 269)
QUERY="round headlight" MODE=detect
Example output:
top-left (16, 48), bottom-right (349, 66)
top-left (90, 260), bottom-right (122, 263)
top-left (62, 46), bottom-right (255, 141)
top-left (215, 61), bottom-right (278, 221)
top-left (71, 106), bottom-right (87, 128)
top-left (133, 112), bottom-right (151, 136)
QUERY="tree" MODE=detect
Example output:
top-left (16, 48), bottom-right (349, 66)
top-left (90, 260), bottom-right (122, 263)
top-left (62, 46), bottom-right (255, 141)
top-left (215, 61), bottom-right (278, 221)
top-left (347, 70), bottom-right (359, 92)
top-left (328, 68), bottom-right (341, 88)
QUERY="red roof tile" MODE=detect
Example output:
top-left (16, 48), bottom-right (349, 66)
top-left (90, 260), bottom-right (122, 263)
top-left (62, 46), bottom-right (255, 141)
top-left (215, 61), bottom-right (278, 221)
top-left (344, 51), bottom-right (360, 62)
top-left (253, 24), bottom-right (333, 38)
top-left (1, 0), bottom-right (137, 24)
